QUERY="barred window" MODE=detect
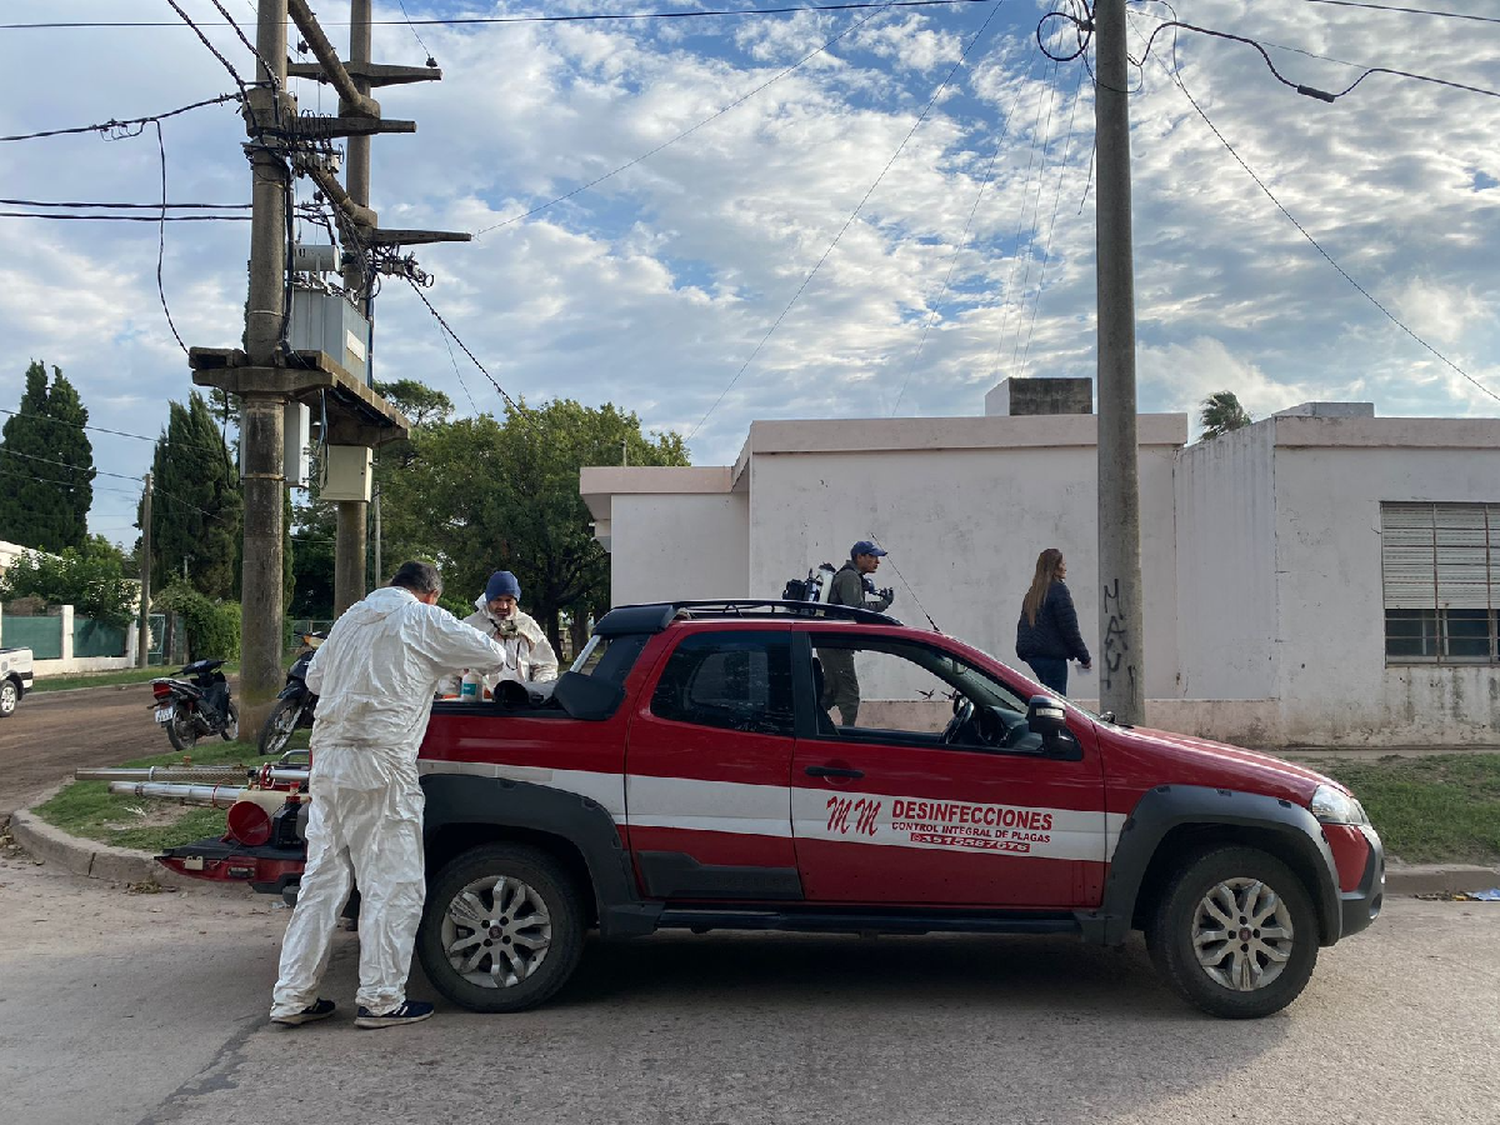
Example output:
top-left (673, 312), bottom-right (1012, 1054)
top-left (1381, 503), bottom-right (1500, 664)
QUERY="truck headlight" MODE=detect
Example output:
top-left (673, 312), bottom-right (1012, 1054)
top-left (1310, 784), bottom-right (1369, 826)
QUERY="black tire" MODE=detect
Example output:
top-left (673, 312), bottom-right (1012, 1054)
top-left (220, 699), bottom-right (239, 741)
top-left (259, 697), bottom-right (304, 756)
top-left (165, 706), bottom-right (199, 753)
top-left (0, 678), bottom-right (17, 718)
top-left (417, 844), bottom-right (586, 1014)
top-left (1146, 845), bottom-right (1319, 1019)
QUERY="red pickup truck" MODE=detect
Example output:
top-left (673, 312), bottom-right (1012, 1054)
top-left (161, 600), bottom-right (1384, 1019)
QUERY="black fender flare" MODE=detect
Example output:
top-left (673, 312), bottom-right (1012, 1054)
top-left (420, 772), bottom-right (659, 938)
top-left (1077, 785), bottom-right (1341, 947)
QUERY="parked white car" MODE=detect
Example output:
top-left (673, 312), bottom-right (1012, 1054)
top-left (0, 647), bottom-right (34, 717)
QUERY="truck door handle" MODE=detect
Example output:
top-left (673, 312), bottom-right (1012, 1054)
top-left (805, 765), bottom-right (864, 779)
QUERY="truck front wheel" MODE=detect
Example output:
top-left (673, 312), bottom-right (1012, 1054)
top-left (417, 843), bottom-right (586, 1013)
top-left (1146, 845), bottom-right (1319, 1019)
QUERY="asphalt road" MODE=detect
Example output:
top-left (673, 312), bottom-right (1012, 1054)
top-left (0, 682), bottom-right (173, 816)
top-left (0, 852), bottom-right (1494, 1125)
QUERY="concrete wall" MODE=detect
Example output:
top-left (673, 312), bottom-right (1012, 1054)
top-left (1271, 417), bottom-right (1500, 745)
top-left (608, 492), bottom-right (749, 605)
top-left (1173, 422), bottom-right (1279, 700)
top-left (739, 416), bottom-right (1184, 699)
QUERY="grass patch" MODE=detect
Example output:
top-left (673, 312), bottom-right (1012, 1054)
top-left (1304, 753), bottom-right (1500, 865)
top-left (33, 739), bottom-right (273, 852)
top-left (34, 663), bottom-right (240, 693)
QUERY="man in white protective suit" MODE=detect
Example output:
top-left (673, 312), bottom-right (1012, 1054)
top-left (439, 569), bottom-right (559, 697)
top-left (269, 560), bottom-right (512, 1030)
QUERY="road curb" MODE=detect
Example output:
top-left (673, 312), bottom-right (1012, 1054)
top-left (1383, 863), bottom-right (1500, 896)
top-left (9, 808), bottom-right (200, 889)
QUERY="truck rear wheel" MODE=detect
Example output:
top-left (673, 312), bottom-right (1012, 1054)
top-left (417, 843), bottom-right (586, 1013)
top-left (1146, 845), bottom-right (1319, 1019)
top-left (0, 678), bottom-right (16, 717)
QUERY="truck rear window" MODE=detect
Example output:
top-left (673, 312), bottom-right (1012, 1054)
top-left (569, 633), bottom-right (649, 688)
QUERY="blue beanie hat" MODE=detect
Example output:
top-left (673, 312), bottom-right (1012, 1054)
top-left (485, 570), bottom-right (521, 602)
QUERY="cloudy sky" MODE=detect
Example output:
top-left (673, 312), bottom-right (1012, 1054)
top-left (1, 0), bottom-right (1496, 547)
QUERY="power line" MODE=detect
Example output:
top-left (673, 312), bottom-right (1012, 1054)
top-left (475, 0), bottom-right (905, 236)
top-left (0, 212), bottom-right (251, 222)
top-left (0, 92), bottom-right (241, 143)
top-left (1300, 0), bottom-right (1500, 25)
top-left (889, 51), bottom-right (1046, 415)
top-left (0, 407), bottom-right (233, 455)
top-left (403, 278), bottom-right (527, 415)
top-left (4, 1), bottom-right (995, 31)
top-left (688, 0), bottom-right (1008, 441)
top-left (1123, 18), bottom-right (1500, 102)
top-left (0, 199), bottom-right (251, 210)
top-left (1161, 58), bottom-right (1500, 406)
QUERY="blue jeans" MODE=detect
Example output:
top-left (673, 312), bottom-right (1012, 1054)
top-left (1026, 657), bottom-right (1068, 695)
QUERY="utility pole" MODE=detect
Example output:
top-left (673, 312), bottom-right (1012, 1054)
top-left (237, 0), bottom-right (291, 732)
top-left (333, 0), bottom-right (373, 617)
top-left (372, 479), bottom-right (382, 586)
top-left (1094, 0), bottom-right (1145, 724)
top-left (137, 472), bottom-right (152, 668)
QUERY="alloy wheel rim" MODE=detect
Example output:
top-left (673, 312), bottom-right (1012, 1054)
top-left (1191, 877), bottom-right (1295, 992)
top-left (0, 682), bottom-right (14, 713)
top-left (441, 874), bottom-right (553, 989)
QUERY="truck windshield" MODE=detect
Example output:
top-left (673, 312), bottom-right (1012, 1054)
top-left (569, 633), bottom-right (649, 688)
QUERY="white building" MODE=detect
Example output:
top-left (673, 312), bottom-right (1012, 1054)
top-left (582, 385), bottom-right (1500, 748)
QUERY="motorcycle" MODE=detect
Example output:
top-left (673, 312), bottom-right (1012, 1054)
top-left (258, 631), bottom-right (324, 756)
top-left (149, 659), bottom-right (239, 753)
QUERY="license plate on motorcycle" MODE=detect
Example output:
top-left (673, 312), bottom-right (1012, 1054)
top-left (154, 706), bottom-right (174, 724)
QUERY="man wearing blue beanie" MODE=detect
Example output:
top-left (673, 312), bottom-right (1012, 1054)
top-left (442, 570), bottom-right (559, 695)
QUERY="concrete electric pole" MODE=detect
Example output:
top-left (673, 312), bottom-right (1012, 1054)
top-left (1093, 0), bottom-right (1145, 724)
top-left (237, 0), bottom-right (292, 732)
top-left (334, 0), bottom-right (373, 616)
top-left (137, 471), bottom-right (152, 668)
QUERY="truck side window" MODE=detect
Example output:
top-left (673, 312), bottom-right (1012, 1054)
top-left (570, 633), bottom-right (650, 687)
top-left (651, 632), bottom-right (794, 737)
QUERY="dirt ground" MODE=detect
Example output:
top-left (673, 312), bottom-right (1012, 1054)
top-left (0, 682), bottom-right (181, 816)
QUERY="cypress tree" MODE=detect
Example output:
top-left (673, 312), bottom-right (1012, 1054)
top-left (143, 392), bottom-right (243, 599)
top-left (0, 361), bottom-right (95, 552)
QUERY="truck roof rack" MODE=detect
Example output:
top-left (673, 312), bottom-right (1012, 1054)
top-left (594, 599), bottom-right (901, 636)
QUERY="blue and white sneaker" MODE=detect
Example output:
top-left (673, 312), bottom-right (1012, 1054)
top-left (271, 998), bottom-right (336, 1026)
top-left (354, 1000), bottom-right (434, 1029)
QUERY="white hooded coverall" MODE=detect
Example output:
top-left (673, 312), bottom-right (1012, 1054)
top-left (438, 597), bottom-right (559, 696)
top-left (270, 585), bottom-right (511, 1019)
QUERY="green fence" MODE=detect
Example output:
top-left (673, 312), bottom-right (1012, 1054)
top-left (4, 615), bottom-right (63, 659)
top-left (73, 615), bottom-right (128, 658)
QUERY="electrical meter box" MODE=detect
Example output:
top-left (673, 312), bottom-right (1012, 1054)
top-left (320, 445), bottom-right (372, 502)
top-left (290, 285), bottom-right (370, 384)
top-left (284, 402), bottom-right (311, 488)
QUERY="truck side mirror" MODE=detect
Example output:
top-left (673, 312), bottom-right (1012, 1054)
top-left (1027, 695), bottom-right (1081, 760)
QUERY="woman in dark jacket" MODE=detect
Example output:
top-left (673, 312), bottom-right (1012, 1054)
top-left (1015, 548), bottom-right (1091, 694)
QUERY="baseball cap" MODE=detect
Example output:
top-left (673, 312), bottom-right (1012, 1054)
top-left (850, 540), bottom-right (888, 558)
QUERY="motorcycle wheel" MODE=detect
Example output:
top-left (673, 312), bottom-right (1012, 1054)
top-left (166, 706), bottom-right (199, 753)
top-left (258, 696), bottom-right (303, 756)
top-left (220, 700), bottom-right (239, 742)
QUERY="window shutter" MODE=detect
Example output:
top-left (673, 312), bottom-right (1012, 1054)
top-left (1381, 504), bottom-right (1437, 610)
top-left (1434, 505), bottom-right (1491, 610)
top-left (1382, 503), bottom-right (1497, 611)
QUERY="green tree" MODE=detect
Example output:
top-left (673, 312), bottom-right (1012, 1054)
top-left (0, 360), bottom-right (95, 552)
top-left (141, 393), bottom-right (243, 599)
top-left (1198, 391), bottom-right (1254, 441)
top-left (381, 400), bottom-right (689, 651)
top-left (0, 543), bottom-right (138, 629)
